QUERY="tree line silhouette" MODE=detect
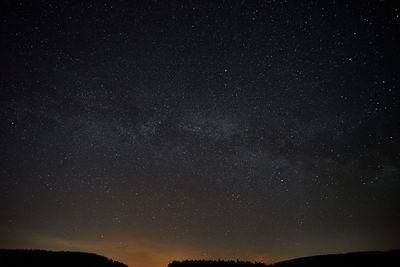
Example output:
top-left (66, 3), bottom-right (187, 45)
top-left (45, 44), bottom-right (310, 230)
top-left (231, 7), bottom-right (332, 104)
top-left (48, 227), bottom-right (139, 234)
top-left (270, 250), bottom-right (400, 267)
top-left (169, 260), bottom-right (266, 267)
top-left (168, 250), bottom-right (400, 267)
top-left (1, 249), bottom-right (399, 267)
top-left (0, 249), bottom-right (127, 267)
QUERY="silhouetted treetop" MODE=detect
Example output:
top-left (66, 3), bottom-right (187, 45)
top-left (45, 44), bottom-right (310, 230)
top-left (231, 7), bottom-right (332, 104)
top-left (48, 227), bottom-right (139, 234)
top-left (0, 249), bottom-right (128, 267)
top-left (169, 260), bottom-right (266, 267)
top-left (271, 250), bottom-right (400, 267)
top-left (169, 250), bottom-right (400, 267)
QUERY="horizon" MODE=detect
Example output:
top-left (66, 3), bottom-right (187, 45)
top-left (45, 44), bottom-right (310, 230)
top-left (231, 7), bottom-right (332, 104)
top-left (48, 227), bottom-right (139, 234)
top-left (1, 1), bottom-right (399, 267)
top-left (1, 248), bottom-right (399, 267)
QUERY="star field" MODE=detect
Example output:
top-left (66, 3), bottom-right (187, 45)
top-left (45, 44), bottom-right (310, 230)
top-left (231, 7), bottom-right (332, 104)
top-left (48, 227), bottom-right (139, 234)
top-left (1, 1), bottom-right (399, 267)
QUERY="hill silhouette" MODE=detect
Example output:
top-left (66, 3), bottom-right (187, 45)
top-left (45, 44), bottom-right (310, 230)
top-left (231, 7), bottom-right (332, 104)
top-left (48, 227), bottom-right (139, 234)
top-left (270, 250), bottom-right (400, 266)
top-left (169, 250), bottom-right (400, 267)
top-left (1, 249), bottom-right (399, 267)
top-left (0, 249), bottom-right (127, 267)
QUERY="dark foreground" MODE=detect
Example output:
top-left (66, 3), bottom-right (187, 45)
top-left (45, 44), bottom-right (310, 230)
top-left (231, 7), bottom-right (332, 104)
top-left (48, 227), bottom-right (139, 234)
top-left (169, 250), bottom-right (400, 267)
top-left (1, 249), bottom-right (399, 267)
top-left (271, 250), bottom-right (400, 267)
top-left (0, 249), bottom-right (127, 267)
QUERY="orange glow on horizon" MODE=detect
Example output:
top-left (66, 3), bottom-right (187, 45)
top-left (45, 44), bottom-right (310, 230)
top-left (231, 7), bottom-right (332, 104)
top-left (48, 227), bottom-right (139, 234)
top-left (1, 225), bottom-right (287, 267)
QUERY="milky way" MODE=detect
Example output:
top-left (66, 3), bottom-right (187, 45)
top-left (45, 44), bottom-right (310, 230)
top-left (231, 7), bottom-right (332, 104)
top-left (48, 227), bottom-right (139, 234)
top-left (1, 1), bottom-right (399, 267)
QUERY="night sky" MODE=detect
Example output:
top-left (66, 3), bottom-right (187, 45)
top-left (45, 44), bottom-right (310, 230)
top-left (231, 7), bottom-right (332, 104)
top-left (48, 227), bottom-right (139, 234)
top-left (1, 1), bottom-right (400, 267)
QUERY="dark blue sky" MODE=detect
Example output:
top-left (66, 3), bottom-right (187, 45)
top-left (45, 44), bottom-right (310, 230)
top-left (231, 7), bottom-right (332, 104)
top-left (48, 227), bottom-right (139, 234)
top-left (1, 1), bottom-right (399, 266)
